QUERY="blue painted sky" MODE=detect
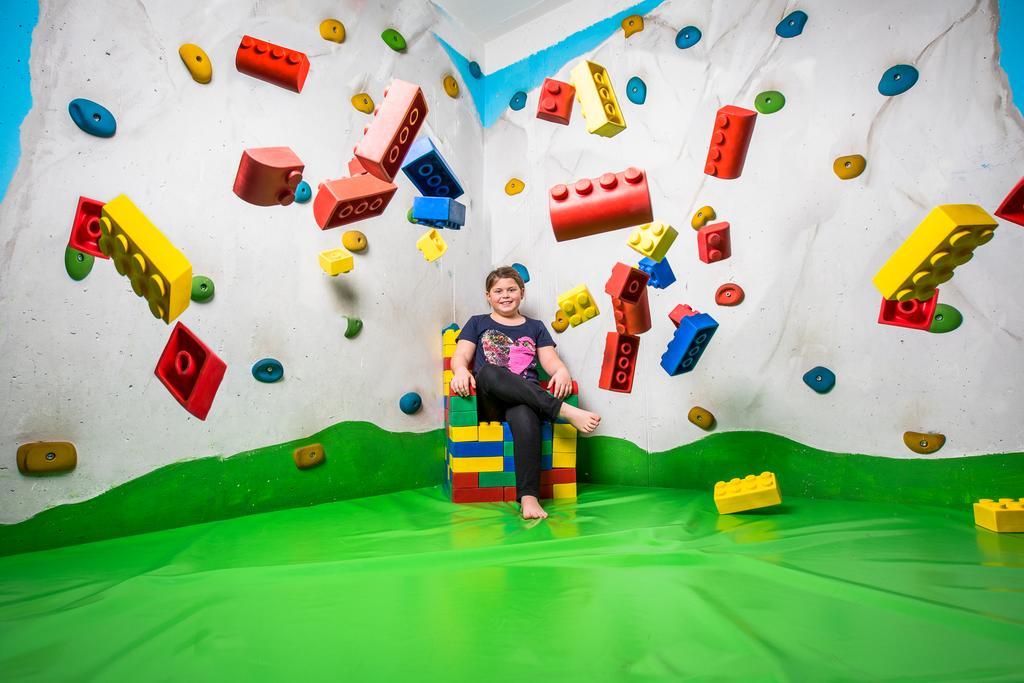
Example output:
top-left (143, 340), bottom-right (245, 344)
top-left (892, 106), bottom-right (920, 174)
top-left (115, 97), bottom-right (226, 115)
top-left (998, 0), bottom-right (1023, 113)
top-left (0, 0), bottom-right (38, 204)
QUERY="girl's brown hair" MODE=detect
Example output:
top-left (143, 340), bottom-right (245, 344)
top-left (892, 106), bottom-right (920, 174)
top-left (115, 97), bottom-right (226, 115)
top-left (485, 266), bottom-right (525, 292)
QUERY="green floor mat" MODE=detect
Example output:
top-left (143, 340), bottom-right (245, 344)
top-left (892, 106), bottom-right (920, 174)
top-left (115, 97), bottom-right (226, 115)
top-left (1, 485), bottom-right (1022, 681)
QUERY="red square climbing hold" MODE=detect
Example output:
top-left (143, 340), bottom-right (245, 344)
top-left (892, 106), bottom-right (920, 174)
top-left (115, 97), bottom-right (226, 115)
top-left (536, 78), bottom-right (575, 125)
top-left (68, 196), bottom-right (107, 258)
top-left (154, 322), bottom-right (227, 420)
top-left (878, 291), bottom-right (938, 331)
top-left (598, 332), bottom-right (640, 393)
top-left (605, 262), bottom-right (650, 304)
top-left (995, 176), bottom-right (1024, 228)
top-left (697, 221), bottom-right (731, 263)
top-left (313, 174), bottom-right (398, 229)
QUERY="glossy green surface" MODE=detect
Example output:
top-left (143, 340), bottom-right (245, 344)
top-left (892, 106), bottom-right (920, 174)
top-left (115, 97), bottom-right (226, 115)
top-left (381, 28), bottom-right (406, 51)
top-left (191, 275), bottom-right (215, 302)
top-left (344, 316), bottom-right (363, 338)
top-left (64, 246), bottom-right (94, 280)
top-left (930, 303), bottom-right (963, 333)
top-left (754, 90), bottom-right (786, 114)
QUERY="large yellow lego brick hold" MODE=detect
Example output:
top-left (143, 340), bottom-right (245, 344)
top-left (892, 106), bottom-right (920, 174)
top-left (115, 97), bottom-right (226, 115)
top-left (973, 498), bottom-right (1024, 533)
top-left (318, 247), bottom-right (354, 275)
top-left (627, 221), bottom-right (678, 262)
top-left (450, 455), bottom-right (504, 473)
top-left (872, 204), bottom-right (997, 302)
top-left (553, 482), bottom-right (577, 499)
top-left (448, 424), bottom-right (478, 442)
top-left (714, 472), bottom-right (782, 514)
top-left (98, 194), bottom-right (192, 323)
top-left (569, 60), bottom-right (626, 138)
top-left (557, 284), bottom-right (600, 327)
top-left (478, 422), bottom-right (503, 442)
top-left (552, 450), bottom-right (576, 469)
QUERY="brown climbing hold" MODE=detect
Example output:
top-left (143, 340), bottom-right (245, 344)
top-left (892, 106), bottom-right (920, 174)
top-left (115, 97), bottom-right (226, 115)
top-left (16, 442), bottom-right (77, 475)
top-left (903, 431), bottom-right (945, 455)
top-left (715, 283), bottom-right (745, 306)
top-left (293, 443), bottom-right (326, 469)
top-left (688, 406), bottom-right (716, 430)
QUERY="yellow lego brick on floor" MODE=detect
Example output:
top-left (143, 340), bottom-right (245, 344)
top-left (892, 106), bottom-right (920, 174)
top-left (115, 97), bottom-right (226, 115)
top-left (553, 482), bottom-right (577, 499)
top-left (872, 204), bottom-right (997, 301)
top-left (569, 59), bottom-right (626, 138)
top-left (478, 422), bottom-right (503, 441)
top-left (98, 195), bottom-right (192, 323)
top-left (554, 423), bottom-right (578, 439)
top-left (714, 472), bottom-right (782, 514)
top-left (443, 343), bottom-right (456, 358)
top-left (416, 228), bottom-right (447, 262)
top-left (448, 424), bottom-right (478, 442)
top-left (974, 498), bottom-right (1024, 533)
top-left (442, 328), bottom-right (459, 345)
top-left (318, 247), bottom-right (354, 276)
top-left (553, 436), bottom-right (577, 453)
top-left (449, 455), bottom-right (504, 473)
top-left (627, 221), bottom-right (678, 262)
top-left (552, 451), bottom-right (576, 469)
top-left (557, 284), bottom-right (600, 327)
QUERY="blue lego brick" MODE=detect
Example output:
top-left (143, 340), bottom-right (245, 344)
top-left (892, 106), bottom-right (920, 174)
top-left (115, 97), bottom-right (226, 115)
top-left (503, 455), bottom-right (515, 472)
top-left (402, 137), bottom-right (464, 199)
top-left (412, 196), bottom-right (466, 230)
top-left (541, 422), bottom-right (553, 440)
top-left (638, 256), bottom-right (676, 289)
top-left (541, 454), bottom-right (552, 470)
top-left (447, 439), bottom-right (505, 457)
top-left (660, 312), bottom-right (718, 376)
top-left (502, 422), bottom-right (512, 441)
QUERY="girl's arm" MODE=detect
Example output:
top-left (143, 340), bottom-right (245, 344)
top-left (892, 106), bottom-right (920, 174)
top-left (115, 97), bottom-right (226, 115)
top-left (537, 346), bottom-right (572, 399)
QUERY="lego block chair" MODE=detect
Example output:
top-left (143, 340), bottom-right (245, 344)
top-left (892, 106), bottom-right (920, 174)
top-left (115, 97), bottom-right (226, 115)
top-left (441, 324), bottom-right (579, 504)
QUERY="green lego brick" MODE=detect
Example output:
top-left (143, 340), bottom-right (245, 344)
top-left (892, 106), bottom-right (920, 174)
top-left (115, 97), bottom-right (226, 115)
top-left (542, 440), bottom-right (552, 456)
top-left (504, 442), bottom-right (515, 457)
top-left (479, 471), bottom-right (517, 487)
top-left (447, 410), bottom-right (477, 427)
top-left (537, 365), bottom-right (551, 381)
top-left (449, 395), bottom-right (477, 412)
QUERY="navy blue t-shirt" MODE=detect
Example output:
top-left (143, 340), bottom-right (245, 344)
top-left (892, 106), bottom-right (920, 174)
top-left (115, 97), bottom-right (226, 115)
top-left (457, 314), bottom-right (556, 382)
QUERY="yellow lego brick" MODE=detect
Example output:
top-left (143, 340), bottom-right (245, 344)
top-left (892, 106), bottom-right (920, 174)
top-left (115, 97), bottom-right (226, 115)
top-left (416, 228), bottom-right (447, 262)
top-left (443, 343), bottom-right (457, 358)
top-left (973, 498), bottom-right (1024, 533)
top-left (552, 482), bottom-right (577, 499)
top-left (442, 328), bottom-right (460, 345)
top-left (557, 284), bottom-right (600, 327)
top-left (478, 421), bottom-right (503, 442)
top-left (98, 195), bottom-right (192, 323)
top-left (553, 423), bottom-right (577, 439)
top-left (552, 450), bottom-right (576, 469)
top-left (552, 436), bottom-right (577, 453)
top-left (448, 424), bottom-right (479, 442)
top-left (627, 221), bottom-right (678, 262)
top-left (872, 204), bottom-right (997, 301)
top-left (318, 247), bottom-right (354, 276)
top-left (569, 59), bottom-right (626, 138)
top-left (450, 455), bottom-right (504, 473)
top-left (444, 369), bottom-right (453, 386)
top-left (714, 472), bottom-right (782, 514)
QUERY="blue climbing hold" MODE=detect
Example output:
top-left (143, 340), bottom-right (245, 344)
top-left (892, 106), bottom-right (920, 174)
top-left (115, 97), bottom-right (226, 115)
top-left (68, 98), bottom-right (116, 138)
top-left (509, 91), bottom-right (527, 111)
top-left (294, 180), bottom-right (311, 203)
top-left (775, 10), bottom-right (808, 38)
top-left (468, 61), bottom-right (482, 79)
top-left (399, 391), bottom-right (422, 415)
top-left (252, 358), bottom-right (284, 383)
top-left (878, 64), bottom-right (919, 96)
top-left (626, 77), bottom-right (647, 105)
top-left (802, 366), bottom-right (835, 394)
top-left (675, 26), bottom-right (702, 49)
top-left (511, 263), bottom-right (530, 283)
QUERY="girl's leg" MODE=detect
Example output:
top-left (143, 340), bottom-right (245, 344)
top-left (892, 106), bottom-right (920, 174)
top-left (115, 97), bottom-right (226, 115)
top-left (473, 364), bottom-right (562, 421)
top-left (505, 404), bottom-right (542, 503)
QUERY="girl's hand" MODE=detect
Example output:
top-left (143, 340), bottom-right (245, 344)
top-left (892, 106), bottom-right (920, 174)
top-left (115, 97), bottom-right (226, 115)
top-left (550, 368), bottom-right (572, 399)
top-left (451, 368), bottom-right (476, 397)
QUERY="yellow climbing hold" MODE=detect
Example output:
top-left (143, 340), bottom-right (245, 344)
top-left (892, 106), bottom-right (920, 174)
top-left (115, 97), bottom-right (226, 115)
top-left (320, 19), bottom-right (345, 43)
top-left (342, 230), bottom-right (367, 252)
top-left (622, 14), bottom-right (644, 37)
top-left (551, 310), bottom-right (570, 333)
top-left (691, 205), bottom-right (716, 230)
top-left (351, 93), bottom-right (374, 114)
top-left (504, 178), bottom-right (525, 196)
top-left (443, 74), bottom-right (460, 98)
top-left (903, 431), bottom-right (946, 455)
top-left (178, 44), bottom-right (212, 84)
top-left (833, 154), bottom-right (867, 180)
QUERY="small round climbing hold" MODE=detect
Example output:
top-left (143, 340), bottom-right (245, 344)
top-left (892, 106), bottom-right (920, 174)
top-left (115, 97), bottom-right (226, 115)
top-left (551, 310), bottom-right (570, 333)
top-left (294, 181), bottom-right (311, 203)
top-left (802, 366), bottom-right (835, 394)
top-left (929, 303), bottom-right (963, 334)
top-left (399, 391), bottom-right (422, 415)
top-left (878, 64), bottom-right (919, 97)
top-left (342, 230), bottom-right (367, 252)
top-left (320, 19), bottom-right (345, 43)
top-left (833, 154), bottom-right (867, 180)
top-left (754, 90), bottom-right (785, 114)
top-left (687, 406), bottom-right (716, 430)
top-left (381, 28), bottom-right (407, 52)
top-left (252, 358), bottom-right (284, 383)
top-left (178, 44), bottom-right (212, 84)
top-left (691, 205), bottom-right (716, 230)
top-left (903, 431), bottom-right (946, 455)
top-left (468, 61), bottom-right (483, 79)
top-left (511, 263), bottom-right (530, 283)
top-left (626, 76), bottom-right (647, 105)
top-left (443, 74), bottom-right (460, 98)
top-left (64, 246), bottom-right (94, 281)
top-left (675, 26), bottom-right (702, 49)
top-left (775, 10), bottom-right (808, 38)
top-left (407, 207), bottom-right (418, 224)
top-left (191, 275), bottom-right (215, 303)
top-left (715, 283), bottom-right (745, 306)
top-left (68, 98), bottom-right (116, 138)
top-left (344, 316), bottom-right (363, 339)
top-left (509, 91), bottom-right (527, 111)
top-left (504, 178), bottom-right (525, 196)
top-left (351, 93), bottom-right (374, 114)
top-left (622, 14), bottom-right (644, 37)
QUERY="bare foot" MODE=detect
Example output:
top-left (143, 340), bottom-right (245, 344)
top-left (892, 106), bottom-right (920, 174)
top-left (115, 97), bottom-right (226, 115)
top-left (559, 403), bottom-right (601, 433)
top-left (520, 495), bottom-right (548, 519)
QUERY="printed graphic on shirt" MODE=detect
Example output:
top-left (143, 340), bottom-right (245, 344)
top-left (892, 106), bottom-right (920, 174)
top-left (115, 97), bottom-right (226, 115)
top-left (481, 330), bottom-right (536, 376)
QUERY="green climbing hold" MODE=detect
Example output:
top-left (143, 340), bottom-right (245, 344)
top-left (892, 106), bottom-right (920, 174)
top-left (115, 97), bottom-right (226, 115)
top-left (344, 317), bottom-right (363, 339)
top-left (407, 207), bottom-right (418, 224)
top-left (64, 246), bottom-right (94, 281)
top-left (754, 90), bottom-right (785, 114)
top-left (191, 275), bottom-right (215, 303)
top-left (929, 303), bottom-right (963, 334)
top-left (381, 29), bottom-right (407, 52)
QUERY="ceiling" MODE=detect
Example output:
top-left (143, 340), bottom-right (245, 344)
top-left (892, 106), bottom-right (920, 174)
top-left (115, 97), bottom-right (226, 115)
top-left (433, 0), bottom-right (576, 39)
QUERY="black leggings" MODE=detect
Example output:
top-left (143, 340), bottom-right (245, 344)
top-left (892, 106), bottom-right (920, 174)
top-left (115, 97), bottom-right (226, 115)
top-left (473, 364), bottom-right (564, 502)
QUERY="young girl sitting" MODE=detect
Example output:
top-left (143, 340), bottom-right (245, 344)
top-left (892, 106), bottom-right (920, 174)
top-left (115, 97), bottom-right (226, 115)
top-left (450, 266), bottom-right (601, 519)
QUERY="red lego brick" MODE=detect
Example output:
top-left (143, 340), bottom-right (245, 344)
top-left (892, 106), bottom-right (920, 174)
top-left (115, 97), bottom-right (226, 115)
top-left (704, 105), bottom-right (757, 179)
top-left (451, 486), bottom-right (504, 504)
top-left (995, 176), bottom-right (1024, 227)
top-left (451, 472), bottom-right (478, 489)
top-left (154, 322), bottom-right (227, 421)
top-left (669, 304), bottom-right (700, 328)
top-left (540, 379), bottom-right (579, 395)
top-left (612, 288), bottom-right (652, 335)
top-left (697, 221), bottom-right (732, 263)
top-left (235, 35), bottom-right (310, 93)
top-left (313, 173), bottom-right (398, 229)
top-left (68, 196), bottom-right (108, 258)
top-left (443, 356), bottom-right (452, 371)
top-left (347, 157), bottom-right (369, 176)
top-left (549, 167), bottom-right (653, 242)
top-left (541, 468), bottom-right (577, 486)
top-left (598, 332), bottom-right (640, 393)
top-left (536, 78), bottom-right (575, 125)
top-left (503, 486), bottom-right (517, 502)
top-left (605, 262), bottom-right (650, 304)
top-left (232, 147), bottom-right (304, 207)
top-left (878, 290), bottom-right (938, 331)
top-left (353, 79), bottom-right (428, 182)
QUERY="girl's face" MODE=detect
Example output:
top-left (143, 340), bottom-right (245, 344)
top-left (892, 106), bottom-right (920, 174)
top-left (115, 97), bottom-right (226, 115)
top-left (486, 277), bottom-right (524, 316)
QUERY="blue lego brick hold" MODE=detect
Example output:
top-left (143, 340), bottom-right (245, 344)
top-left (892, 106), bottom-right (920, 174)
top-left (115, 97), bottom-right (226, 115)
top-left (638, 257), bottom-right (676, 289)
top-left (541, 454), bottom-right (552, 470)
top-left (401, 137), bottom-right (464, 199)
top-left (503, 456), bottom-right (515, 472)
top-left (412, 196), bottom-right (466, 230)
top-left (660, 312), bottom-right (718, 376)
top-left (447, 439), bottom-right (505, 457)
top-left (541, 422), bottom-right (553, 440)
top-left (502, 422), bottom-right (512, 441)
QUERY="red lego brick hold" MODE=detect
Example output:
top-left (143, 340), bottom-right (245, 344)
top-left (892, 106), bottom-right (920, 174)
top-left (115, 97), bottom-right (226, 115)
top-left (599, 332), bottom-right (640, 393)
top-left (347, 157), bottom-right (369, 176)
top-left (605, 262), bottom-right (650, 304)
top-left (68, 196), bottom-right (108, 258)
top-left (503, 486), bottom-right (517, 502)
top-left (536, 78), bottom-right (575, 125)
top-left (313, 173), bottom-right (398, 229)
top-left (549, 167), bottom-right (653, 242)
top-left (233, 147), bottom-right (305, 207)
top-left (612, 288), bottom-right (652, 335)
top-left (451, 487), bottom-right (505, 504)
top-left (451, 472), bottom-right (478, 489)
top-left (995, 176), bottom-right (1024, 227)
top-left (669, 304), bottom-right (700, 327)
top-left (154, 322), bottom-right (227, 421)
top-left (235, 35), bottom-right (310, 93)
top-left (353, 79), bottom-right (428, 182)
top-left (878, 290), bottom-right (938, 331)
top-left (704, 105), bottom-right (757, 179)
top-left (541, 468), bottom-right (577, 486)
top-left (697, 221), bottom-right (732, 263)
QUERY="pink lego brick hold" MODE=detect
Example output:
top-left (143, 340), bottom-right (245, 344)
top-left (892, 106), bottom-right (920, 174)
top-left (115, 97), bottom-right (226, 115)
top-left (995, 176), bottom-right (1024, 227)
top-left (353, 79), bottom-right (428, 182)
top-left (313, 174), bottom-right (398, 229)
top-left (669, 304), bottom-right (700, 327)
top-left (878, 290), bottom-right (938, 331)
top-left (232, 147), bottom-right (305, 207)
top-left (549, 167), bottom-right (653, 242)
top-left (68, 196), bottom-right (108, 258)
top-left (704, 105), bottom-right (757, 179)
top-left (698, 221), bottom-right (732, 263)
top-left (536, 78), bottom-right (575, 125)
top-left (235, 35), bottom-right (310, 93)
